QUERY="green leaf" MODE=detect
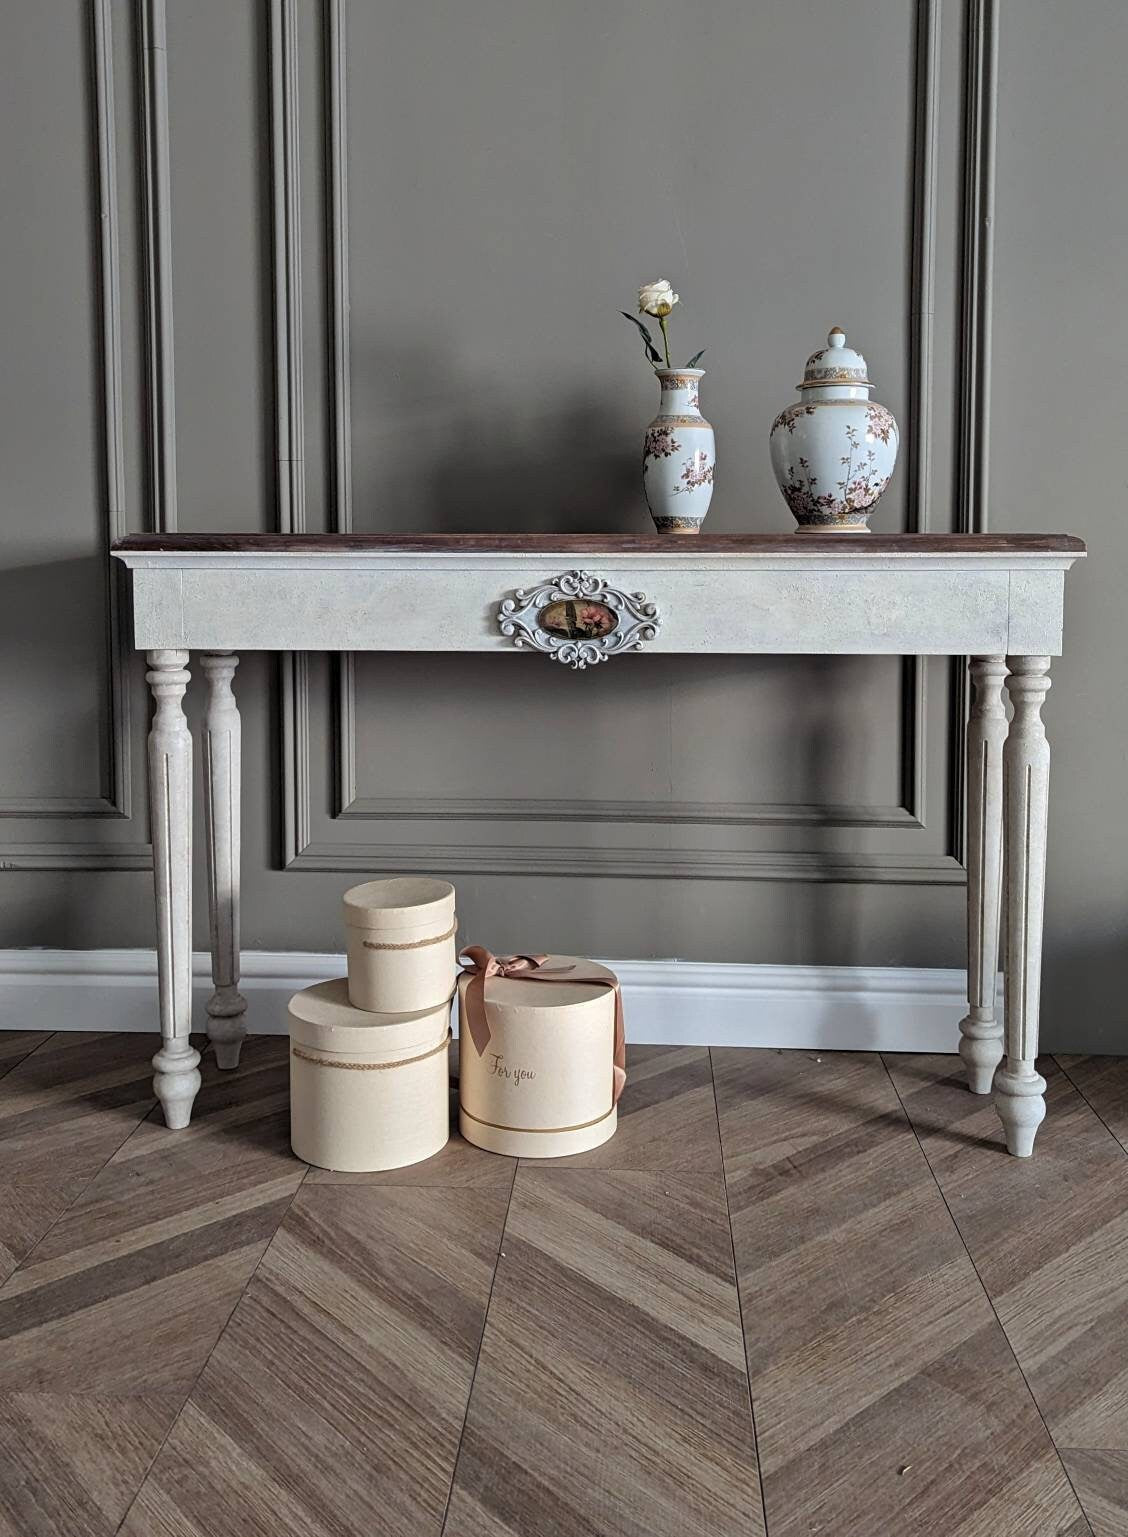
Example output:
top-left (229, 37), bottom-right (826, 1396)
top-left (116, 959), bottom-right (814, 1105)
top-left (684, 348), bottom-right (707, 368)
top-left (621, 311), bottom-right (663, 364)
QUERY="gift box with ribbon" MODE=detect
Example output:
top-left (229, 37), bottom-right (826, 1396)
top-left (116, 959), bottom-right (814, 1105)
top-left (457, 948), bottom-right (626, 1158)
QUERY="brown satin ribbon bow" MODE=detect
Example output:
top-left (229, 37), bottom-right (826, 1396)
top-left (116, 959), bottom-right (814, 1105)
top-left (458, 947), bottom-right (627, 1106)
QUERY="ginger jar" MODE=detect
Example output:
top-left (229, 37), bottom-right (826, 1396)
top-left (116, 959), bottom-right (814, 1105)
top-left (769, 327), bottom-right (898, 532)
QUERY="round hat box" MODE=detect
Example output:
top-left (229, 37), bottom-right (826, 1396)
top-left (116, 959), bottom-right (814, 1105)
top-left (457, 955), bottom-right (618, 1158)
top-left (342, 877), bottom-right (457, 1014)
top-left (289, 978), bottom-right (450, 1172)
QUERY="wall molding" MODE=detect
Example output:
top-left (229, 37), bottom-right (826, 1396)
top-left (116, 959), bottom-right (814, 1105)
top-left (957, 0), bottom-right (997, 539)
top-left (138, 0), bottom-right (176, 533)
top-left (0, 949), bottom-right (977, 1053)
top-left (326, 0), bottom-right (352, 536)
top-left (281, 0), bottom-right (948, 880)
top-left (949, 0), bottom-right (1000, 862)
top-left (334, 795), bottom-right (925, 830)
top-left (269, 0), bottom-right (311, 867)
top-left (270, 0), bottom-right (305, 533)
top-left (286, 843), bottom-right (965, 884)
top-left (0, 0), bottom-right (151, 867)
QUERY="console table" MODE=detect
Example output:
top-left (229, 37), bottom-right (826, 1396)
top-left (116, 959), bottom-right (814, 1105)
top-left (112, 532), bottom-right (1085, 1156)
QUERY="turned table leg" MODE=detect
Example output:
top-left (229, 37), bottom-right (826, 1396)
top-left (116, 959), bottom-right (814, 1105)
top-left (959, 657), bottom-right (1007, 1094)
top-left (995, 655), bottom-right (1051, 1156)
top-left (201, 653), bottom-right (246, 1069)
top-left (146, 650), bottom-right (201, 1129)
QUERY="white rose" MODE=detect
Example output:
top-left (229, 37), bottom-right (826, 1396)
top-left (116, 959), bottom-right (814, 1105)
top-left (638, 279), bottom-right (679, 317)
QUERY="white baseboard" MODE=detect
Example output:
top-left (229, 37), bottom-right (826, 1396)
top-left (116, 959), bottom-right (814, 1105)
top-left (0, 950), bottom-right (985, 1053)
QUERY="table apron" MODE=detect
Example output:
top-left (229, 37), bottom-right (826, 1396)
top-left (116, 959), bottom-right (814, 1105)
top-left (126, 565), bottom-right (1065, 656)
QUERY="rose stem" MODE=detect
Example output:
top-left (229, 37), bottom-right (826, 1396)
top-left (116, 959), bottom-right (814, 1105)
top-left (659, 313), bottom-right (671, 368)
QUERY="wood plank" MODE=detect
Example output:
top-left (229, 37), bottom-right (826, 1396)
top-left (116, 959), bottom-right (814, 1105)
top-left (518, 1045), bottom-right (724, 1173)
top-left (0, 1181), bottom-right (76, 1286)
top-left (119, 1184), bottom-right (509, 1537)
top-left (0, 1032), bottom-right (155, 1189)
top-left (113, 531), bottom-right (1086, 555)
top-left (713, 1047), bottom-right (1087, 1536)
top-left (0, 1031), bottom-right (52, 1082)
top-left (0, 1392), bottom-right (182, 1537)
top-left (444, 1168), bottom-right (766, 1536)
top-left (1056, 1055), bottom-right (1128, 1155)
top-left (0, 1037), bottom-right (76, 1283)
top-left (885, 1052), bottom-right (1128, 1529)
top-left (1059, 1449), bottom-right (1128, 1537)
top-left (0, 1033), bottom-right (158, 1284)
top-left (0, 1038), bottom-right (306, 1534)
top-left (20, 1035), bottom-right (305, 1286)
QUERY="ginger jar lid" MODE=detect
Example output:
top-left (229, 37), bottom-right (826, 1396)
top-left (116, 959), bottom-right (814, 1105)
top-left (798, 327), bottom-right (873, 392)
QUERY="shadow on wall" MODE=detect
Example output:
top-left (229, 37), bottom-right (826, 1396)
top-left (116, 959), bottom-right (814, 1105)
top-left (348, 333), bottom-right (646, 534)
top-left (0, 553), bottom-right (110, 790)
top-left (1042, 930), bottom-right (1128, 1055)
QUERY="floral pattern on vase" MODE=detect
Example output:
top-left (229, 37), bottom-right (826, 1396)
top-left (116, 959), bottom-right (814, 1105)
top-left (643, 426), bottom-right (682, 460)
top-left (769, 329), bottom-right (898, 532)
top-left (644, 369), bottom-right (714, 534)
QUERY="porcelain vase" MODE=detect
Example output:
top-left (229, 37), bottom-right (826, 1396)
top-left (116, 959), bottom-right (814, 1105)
top-left (769, 327), bottom-right (898, 532)
top-left (643, 368), bottom-right (714, 534)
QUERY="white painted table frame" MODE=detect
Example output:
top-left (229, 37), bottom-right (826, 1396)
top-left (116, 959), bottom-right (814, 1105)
top-left (113, 534), bottom-right (1084, 1155)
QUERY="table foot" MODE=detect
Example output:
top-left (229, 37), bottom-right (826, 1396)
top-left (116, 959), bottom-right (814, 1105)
top-left (959, 1011), bottom-right (1003, 1096)
top-left (206, 984), bottom-right (248, 1070)
top-left (994, 1065), bottom-right (1047, 1157)
top-left (152, 1038), bottom-right (202, 1130)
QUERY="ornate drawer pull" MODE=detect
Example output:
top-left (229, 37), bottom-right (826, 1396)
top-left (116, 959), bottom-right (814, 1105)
top-left (497, 569), bottom-right (660, 669)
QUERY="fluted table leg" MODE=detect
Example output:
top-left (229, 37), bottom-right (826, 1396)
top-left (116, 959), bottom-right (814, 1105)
top-left (201, 652), bottom-right (246, 1069)
top-left (958, 656), bottom-right (1007, 1094)
top-left (995, 655), bottom-right (1052, 1156)
top-left (146, 649), bottom-right (200, 1129)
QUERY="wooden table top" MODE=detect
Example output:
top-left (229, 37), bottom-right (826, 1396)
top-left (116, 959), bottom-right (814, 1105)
top-left (113, 532), bottom-right (1086, 556)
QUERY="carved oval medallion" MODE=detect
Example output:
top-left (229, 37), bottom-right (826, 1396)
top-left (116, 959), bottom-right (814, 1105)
top-left (538, 599), bottom-right (618, 640)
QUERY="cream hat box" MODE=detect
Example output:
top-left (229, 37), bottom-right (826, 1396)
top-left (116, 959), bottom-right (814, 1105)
top-left (457, 956), bottom-right (618, 1159)
top-left (342, 877), bottom-right (457, 1014)
top-left (289, 978), bottom-right (450, 1172)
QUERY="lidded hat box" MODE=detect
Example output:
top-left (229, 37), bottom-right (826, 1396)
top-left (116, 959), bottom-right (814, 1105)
top-left (289, 978), bottom-right (451, 1172)
top-left (457, 952), bottom-right (625, 1159)
top-left (342, 877), bottom-right (457, 1014)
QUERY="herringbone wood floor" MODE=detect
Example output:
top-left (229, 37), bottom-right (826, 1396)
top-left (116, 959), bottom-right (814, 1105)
top-left (0, 1032), bottom-right (1125, 1536)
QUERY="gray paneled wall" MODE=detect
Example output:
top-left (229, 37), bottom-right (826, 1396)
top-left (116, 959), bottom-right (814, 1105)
top-left (0, 1), bottom-right (1123, 1049)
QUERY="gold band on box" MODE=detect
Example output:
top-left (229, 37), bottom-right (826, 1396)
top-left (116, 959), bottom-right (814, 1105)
top-left (291, 1028), bottom-right (451, 1072)
top-left (361, 916), bottom-right (458, 952)
top-left (460, 1102), bottom-right (615, 1135)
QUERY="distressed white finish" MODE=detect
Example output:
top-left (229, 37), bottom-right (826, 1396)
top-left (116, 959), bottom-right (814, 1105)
top-left (118, 550), bottom-right (1074, 657)
top-left (995, 656), bottom-right (1052, 1156)
top-left (114, 543), bottom-right (1080, 1151)
top-left (958, 656), bottom-right (1007, 1093)
top-left (200, 653), bottom-right (246, 1070)
top-left (145, 650), bottom-right (199, 1127)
